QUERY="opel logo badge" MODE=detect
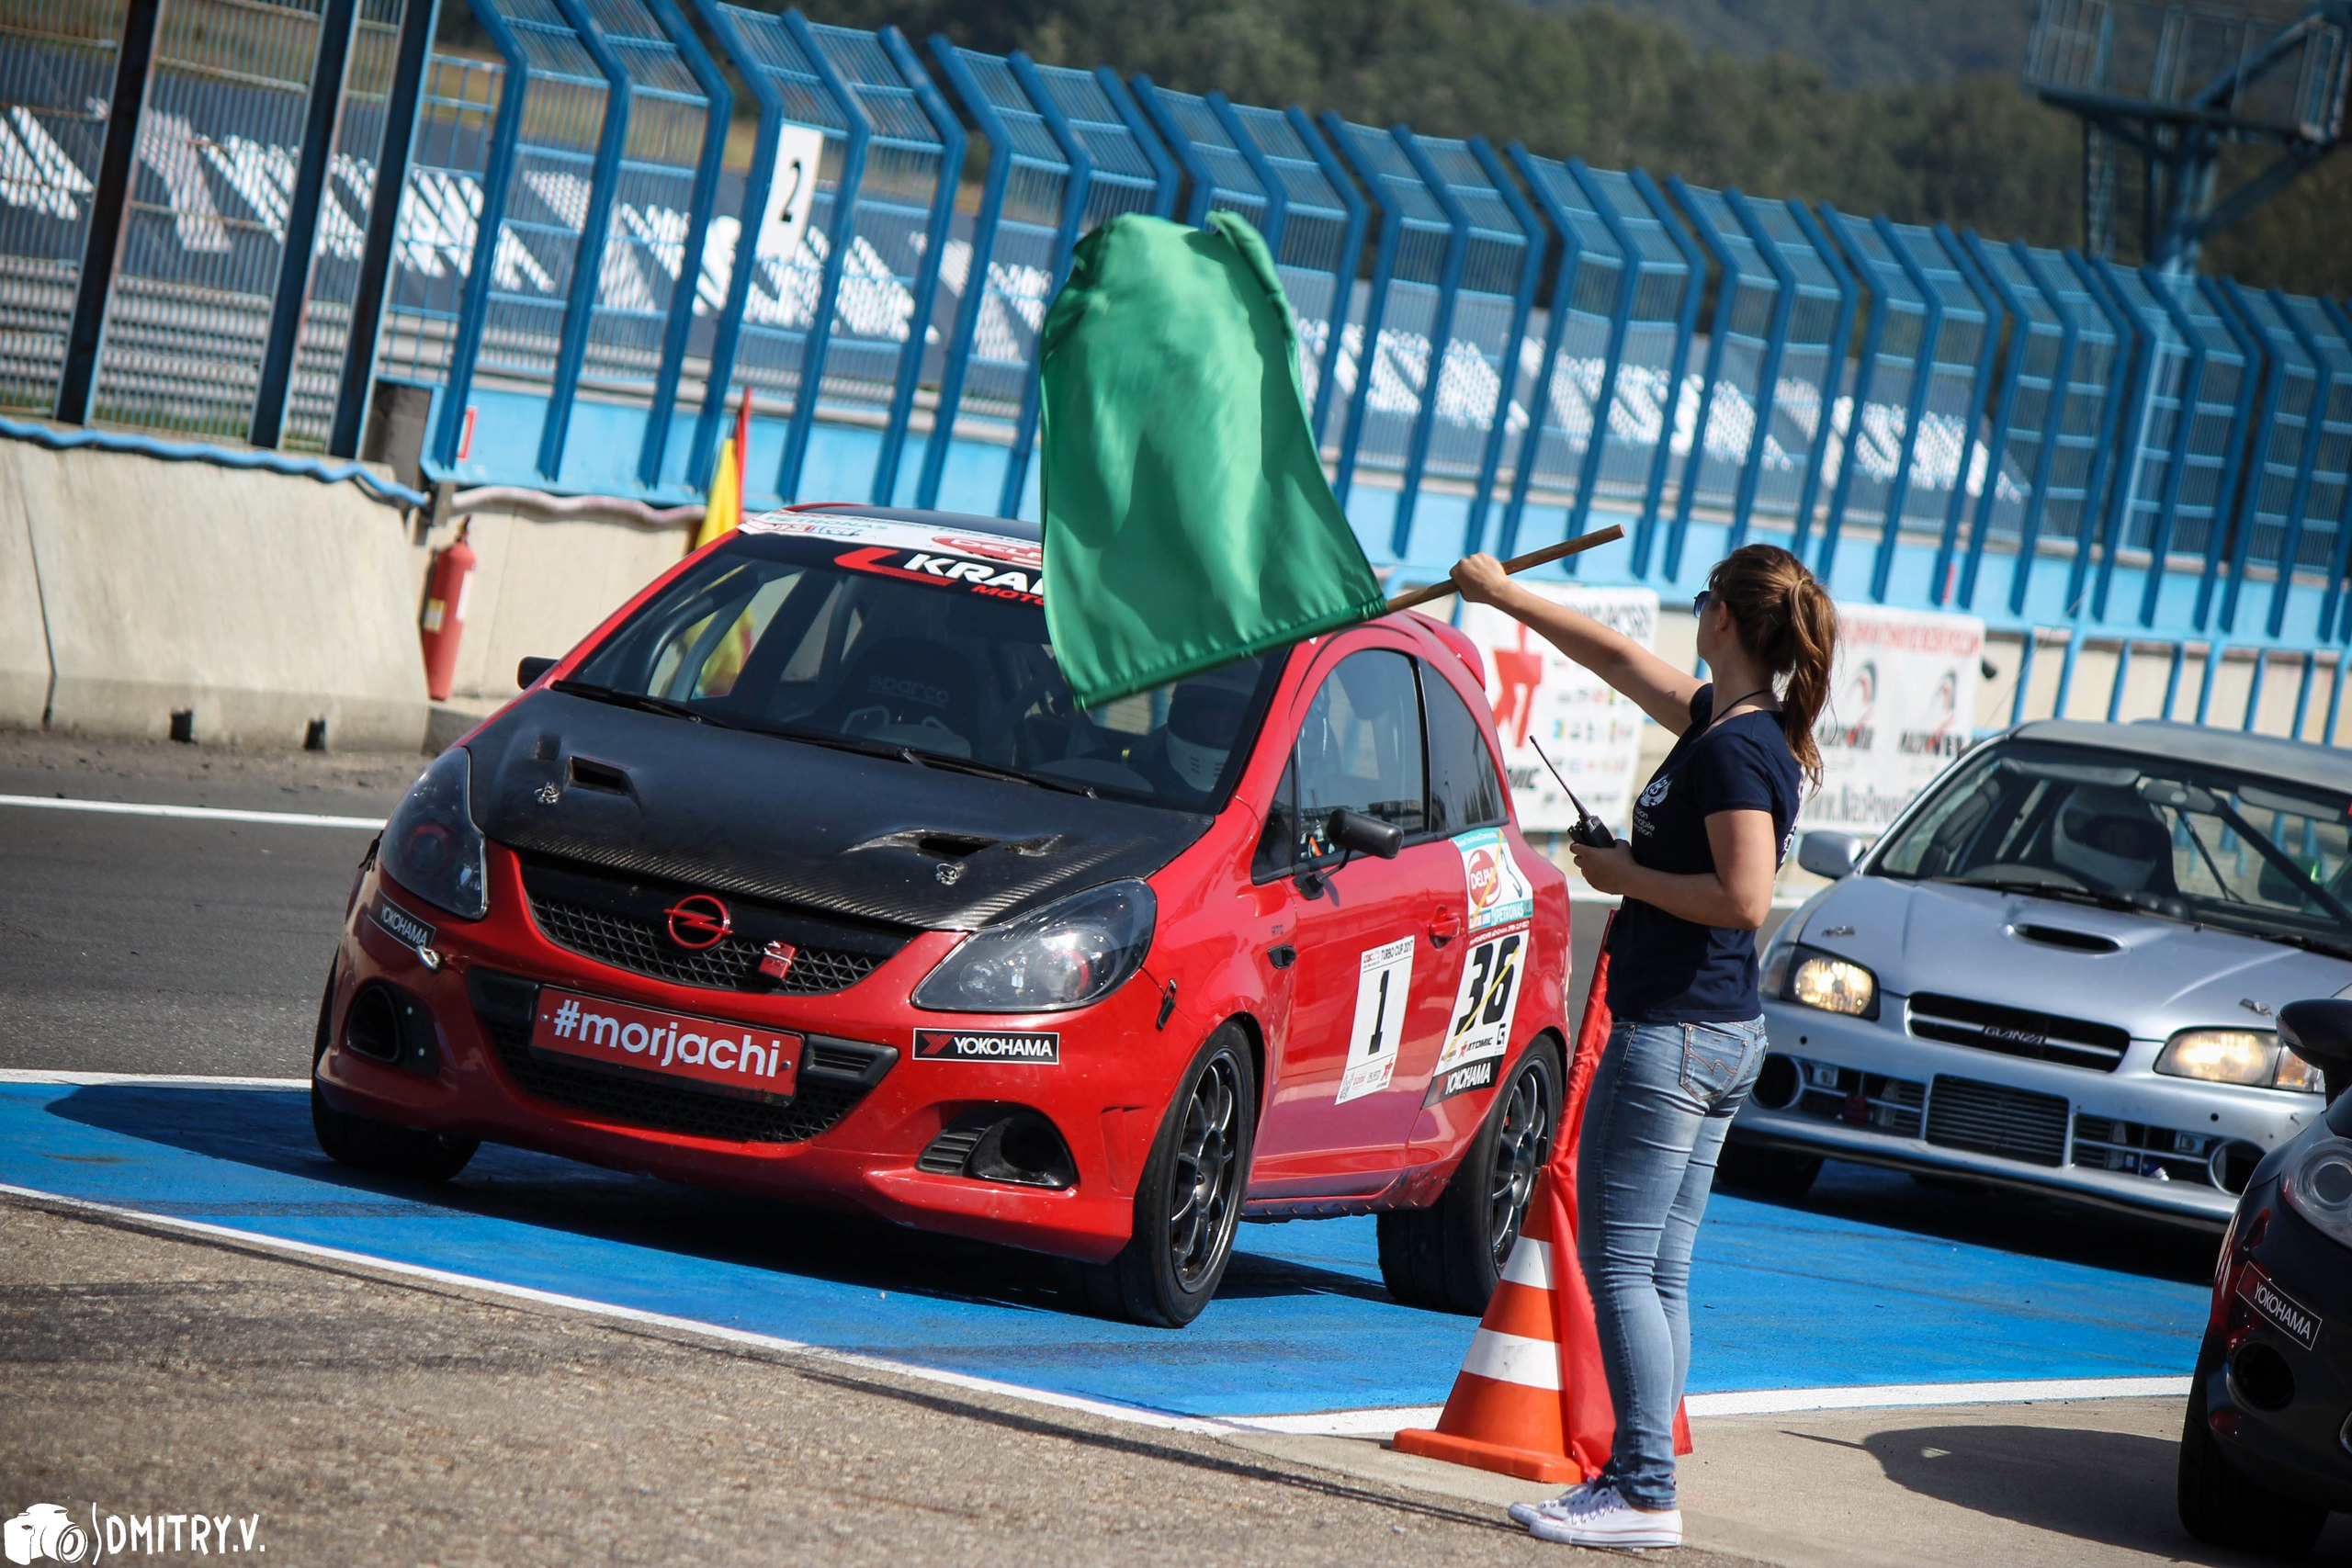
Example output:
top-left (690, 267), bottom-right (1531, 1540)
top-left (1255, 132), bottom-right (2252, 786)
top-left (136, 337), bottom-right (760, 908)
top-left (664, 895), bottom-right (732, 950)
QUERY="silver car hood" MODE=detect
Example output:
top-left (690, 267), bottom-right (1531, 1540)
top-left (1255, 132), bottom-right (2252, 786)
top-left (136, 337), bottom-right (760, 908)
top-left (1791, 874), bottom-right (2352, 1039)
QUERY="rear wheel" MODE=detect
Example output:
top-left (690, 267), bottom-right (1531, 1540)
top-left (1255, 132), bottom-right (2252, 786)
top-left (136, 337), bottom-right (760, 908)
top-left (1716, 1135), bottom-right (1822, 1198)
top-left (310, 964), bottom-right (477, 1184)
top-left (2177, 1355), bottom-right (2330, 1557)
top-left (1378, 1039), bottom-right (1562, 1314)
top-left (1078, 1024), bottom-right (1255, 1328)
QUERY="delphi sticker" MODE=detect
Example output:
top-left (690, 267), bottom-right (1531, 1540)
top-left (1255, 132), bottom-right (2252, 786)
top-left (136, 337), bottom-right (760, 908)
top-left (914, 1029), bottom-right (1060, 1064)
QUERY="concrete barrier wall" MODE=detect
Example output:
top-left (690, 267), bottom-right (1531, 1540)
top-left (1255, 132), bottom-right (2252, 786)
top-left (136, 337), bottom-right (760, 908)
top-left (0, 457), bottom-right (49, 729)
top-left (4, 439), bottom-right (429, 750)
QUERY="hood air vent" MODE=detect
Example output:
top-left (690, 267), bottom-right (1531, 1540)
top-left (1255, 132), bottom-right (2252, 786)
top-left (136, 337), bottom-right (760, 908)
top-left (2008, 922), bottom-right (2121, 954)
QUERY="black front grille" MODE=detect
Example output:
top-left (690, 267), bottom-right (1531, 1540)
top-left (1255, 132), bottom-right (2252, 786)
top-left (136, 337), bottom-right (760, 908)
top-left (1909, 993), bottom-right (2129, 1072)
top-left (1794, 1068), bottom-right (1926, 1138)
top-left (1925, 1076), bottom-right (2070, 1167)
top-left (517, 856), bottom-right (909, 996)
top-left (467, 971), bottom-right (895, 1144)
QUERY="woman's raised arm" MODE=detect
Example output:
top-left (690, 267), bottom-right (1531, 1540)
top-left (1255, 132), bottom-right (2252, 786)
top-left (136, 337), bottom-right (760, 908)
top-left (1450, 553), bottom-right (1702, 734)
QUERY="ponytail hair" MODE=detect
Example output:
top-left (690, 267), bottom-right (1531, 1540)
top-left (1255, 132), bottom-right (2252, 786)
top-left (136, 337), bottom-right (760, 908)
top-left (1706, 544), bottom-right (1838, 792)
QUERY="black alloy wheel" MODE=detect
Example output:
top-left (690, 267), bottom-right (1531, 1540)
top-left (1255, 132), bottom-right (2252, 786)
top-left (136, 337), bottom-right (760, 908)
top-left (1484, 1055), bottom-right (1554, 1273)
top-left (1076, 1024), bottom-right (1257, 1328)
top-left (1378, 1038), bottom-right (1565, 1314)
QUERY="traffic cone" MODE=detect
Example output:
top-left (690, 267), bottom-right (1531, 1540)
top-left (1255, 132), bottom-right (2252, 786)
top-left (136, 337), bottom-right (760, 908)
top-left (1391, 1174), bottom-right (1585, 1483)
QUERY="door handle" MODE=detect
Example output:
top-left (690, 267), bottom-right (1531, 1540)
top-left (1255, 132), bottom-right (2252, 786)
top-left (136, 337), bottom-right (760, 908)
top-left (1265, 942), bottom-right (1296, 970)
top-left (1429, 906), bottom-right (1463, 947)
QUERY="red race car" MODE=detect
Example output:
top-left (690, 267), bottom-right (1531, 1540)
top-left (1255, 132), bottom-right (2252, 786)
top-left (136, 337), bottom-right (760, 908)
top-left (313, 506), bottom-right (1569, 1325)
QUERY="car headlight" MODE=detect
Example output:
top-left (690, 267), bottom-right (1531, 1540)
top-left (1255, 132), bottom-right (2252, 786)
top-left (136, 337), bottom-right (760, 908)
top-left (2282, 1137), bottom-right (2352, 1249)
top-left (912, 880), bottom-right (1155, 1013)
top-left (1779, 944), bottom-right (1878, 1019)
top-left (2155, 1028), bottom-right (2320, 1092)
top-left (379, 748), bottom-right (489, 919)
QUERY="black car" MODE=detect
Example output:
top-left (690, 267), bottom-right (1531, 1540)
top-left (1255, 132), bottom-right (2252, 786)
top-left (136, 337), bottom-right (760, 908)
top-left (2180, 998), bottom-right (2352, 1556)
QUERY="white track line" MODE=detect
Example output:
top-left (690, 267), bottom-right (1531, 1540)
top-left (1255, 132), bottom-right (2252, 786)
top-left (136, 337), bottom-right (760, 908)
top-left (0, 1068), bottom-right (308, 1088)
top-left (0, 793), bottom-right (382, 830)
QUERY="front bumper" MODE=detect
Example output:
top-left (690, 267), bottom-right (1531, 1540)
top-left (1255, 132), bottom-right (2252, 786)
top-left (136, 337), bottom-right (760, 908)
top-left (2198, 1188), bottom-right (2352, 1512)
top-left (314, 850), bottom-right (1188, 1263)
top-left (1733, 998), bottom-right (2324, 1226)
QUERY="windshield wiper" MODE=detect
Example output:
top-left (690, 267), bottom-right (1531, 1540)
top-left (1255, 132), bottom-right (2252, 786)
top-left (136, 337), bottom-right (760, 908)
top-left (1936, 873), bottom-right (2147, 915)
top-left (896, 748), bottom-right (1099, 797)
top-left (551, 680), bottom-right (734, 728)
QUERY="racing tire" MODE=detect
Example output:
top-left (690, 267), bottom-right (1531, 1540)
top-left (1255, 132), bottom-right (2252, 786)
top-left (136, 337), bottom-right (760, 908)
top-left (1376, 1038), bottom-right (1562, 1315)
top-left (309, 965), bottom-right (478, 1184)
top-left (1715, 1135), bottom-right (1822, 1198)
top-left (2177, 1356), bottom-right (2329, 1557)
top-left (1077, 1024), bottom-right (1256, 1329)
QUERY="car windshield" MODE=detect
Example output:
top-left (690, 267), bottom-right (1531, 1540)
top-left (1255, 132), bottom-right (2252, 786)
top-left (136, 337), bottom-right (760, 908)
top-left (1871, 739), bottom-right (2352, 958)
top-left (562, 518), bottom-right (1283, 812)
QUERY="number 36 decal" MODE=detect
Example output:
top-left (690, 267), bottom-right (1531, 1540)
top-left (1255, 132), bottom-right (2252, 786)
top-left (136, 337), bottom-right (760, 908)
top-left (1436, 924), bottom-right (1528, 1076)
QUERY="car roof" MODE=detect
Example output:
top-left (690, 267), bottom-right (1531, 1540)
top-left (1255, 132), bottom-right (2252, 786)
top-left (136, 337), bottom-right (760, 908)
top-left (790, 502), bottom-right (1041, 543)
top-left (2007, 717), bottom-right (2352, 795)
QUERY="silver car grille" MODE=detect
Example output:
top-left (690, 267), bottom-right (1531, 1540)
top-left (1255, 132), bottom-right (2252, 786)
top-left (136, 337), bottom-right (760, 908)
top-left (1924, 1076), bottom-right (2070, 1167)
top-left (1908, 993), bottom-right (2130, 1073)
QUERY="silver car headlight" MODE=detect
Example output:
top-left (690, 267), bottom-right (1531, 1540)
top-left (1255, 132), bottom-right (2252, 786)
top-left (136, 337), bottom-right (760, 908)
top-left (913, 881), bottom-right (1154, 1013)
top-left (2282, 1137), bottom-right (2352, 1249)
top-left (1775, 943), bottom-right (1879, 1020)
top-left (379, 749), bottom-right (489, 919)
top-left (2155, 1028), bottom-right (2323, 1093)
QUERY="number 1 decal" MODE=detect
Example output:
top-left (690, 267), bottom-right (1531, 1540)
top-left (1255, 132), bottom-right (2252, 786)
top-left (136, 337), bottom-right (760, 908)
top-left (1339, 938), bottom-right (1415, 1104)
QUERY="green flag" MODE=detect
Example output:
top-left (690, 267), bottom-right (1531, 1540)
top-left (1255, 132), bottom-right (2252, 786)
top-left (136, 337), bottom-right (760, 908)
top-left (1039, 211), bottom-right (1387, 710)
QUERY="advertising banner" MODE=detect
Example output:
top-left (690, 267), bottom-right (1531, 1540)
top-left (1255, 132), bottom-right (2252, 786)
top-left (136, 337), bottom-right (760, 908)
top-left (1458, 586), bottom-right (1659, 835)
top-left (1804, 604), bottom-right (1984, 836)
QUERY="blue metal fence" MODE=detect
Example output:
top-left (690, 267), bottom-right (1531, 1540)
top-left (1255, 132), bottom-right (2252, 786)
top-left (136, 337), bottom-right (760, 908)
top-left (21, 4), bottom-right (2352, 694)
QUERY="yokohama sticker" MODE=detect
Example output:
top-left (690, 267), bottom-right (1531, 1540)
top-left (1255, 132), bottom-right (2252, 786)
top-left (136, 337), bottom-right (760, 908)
top-left (1454, 827), bottom-right (1533, 932)
top-left (1435, 923), bottom-right (1529, 1074)
top-left (2239, 1261), bottom-right (2320, 1350)
top-left (914, 1028), bottom-right (1061, 1064)
top-left (370, 897), bottom-right (435, 956)
top-left (1338, 937), bottom-right (1416, 1104)
top-left (1424, 1055), bottom-right (1501, 1107)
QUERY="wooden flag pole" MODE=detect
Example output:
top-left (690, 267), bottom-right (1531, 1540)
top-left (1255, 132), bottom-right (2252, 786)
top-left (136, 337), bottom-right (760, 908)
top-left (1382, 525), bottom-right (1625, 614)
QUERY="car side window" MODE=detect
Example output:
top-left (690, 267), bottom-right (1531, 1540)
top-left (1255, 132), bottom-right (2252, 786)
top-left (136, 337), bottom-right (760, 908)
top-left (1422, 664), bottom-right (1507, 834)
top-left (1295, 650), bottom-right (1426, 861)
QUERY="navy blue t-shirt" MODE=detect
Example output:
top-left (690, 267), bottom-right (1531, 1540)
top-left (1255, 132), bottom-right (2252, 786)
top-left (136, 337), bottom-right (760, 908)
top-left (1604, 684), bottom-right (1802, 1023)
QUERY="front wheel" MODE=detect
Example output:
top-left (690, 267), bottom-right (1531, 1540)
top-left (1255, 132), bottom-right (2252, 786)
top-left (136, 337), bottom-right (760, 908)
top-left (2177, 1356), bottom-right (2329, 1556)
top-left (1378, 1038), bottom-right (1562, 1314)
top-left (1077, 1025), bottom-right (1256, 1328)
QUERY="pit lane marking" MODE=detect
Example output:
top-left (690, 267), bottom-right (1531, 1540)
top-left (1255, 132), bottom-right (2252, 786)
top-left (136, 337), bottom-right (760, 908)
top-left (0, 793), bottom-right (382, 830)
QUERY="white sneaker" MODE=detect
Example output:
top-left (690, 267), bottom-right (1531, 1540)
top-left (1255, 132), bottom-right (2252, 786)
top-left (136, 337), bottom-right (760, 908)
top-left (1526, 1483), bottom-right (1682, 1549)
top-left (1507, 1477), bottom-right (1603, 1528)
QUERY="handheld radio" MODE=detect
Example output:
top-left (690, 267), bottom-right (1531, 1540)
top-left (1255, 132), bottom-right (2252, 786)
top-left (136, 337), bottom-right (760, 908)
top-left (1526, 736), bottom-right (1616, 849)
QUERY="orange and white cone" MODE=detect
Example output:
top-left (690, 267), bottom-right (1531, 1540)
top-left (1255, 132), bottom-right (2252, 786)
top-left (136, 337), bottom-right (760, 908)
top-left (1391, 1171), bottom-right (1583, 1483)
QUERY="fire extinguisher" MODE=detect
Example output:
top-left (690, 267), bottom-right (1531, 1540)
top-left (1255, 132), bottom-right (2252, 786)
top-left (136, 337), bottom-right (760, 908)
top-left (419, 518), bottom-right (475, 702)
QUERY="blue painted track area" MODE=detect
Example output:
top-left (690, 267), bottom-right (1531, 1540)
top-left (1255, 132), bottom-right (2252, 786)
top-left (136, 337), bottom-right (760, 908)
top-left (1, 1081), bottom-right (2213, 1419)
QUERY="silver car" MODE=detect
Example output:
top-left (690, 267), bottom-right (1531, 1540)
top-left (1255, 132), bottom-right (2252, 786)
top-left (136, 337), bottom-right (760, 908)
top-left (1729, 719), bottom-right (2352, 1225)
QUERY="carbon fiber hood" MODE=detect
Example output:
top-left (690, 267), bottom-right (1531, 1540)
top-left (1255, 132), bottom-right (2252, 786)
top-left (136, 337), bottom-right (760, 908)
top-left (465, 691), bottom-right (1210, 931)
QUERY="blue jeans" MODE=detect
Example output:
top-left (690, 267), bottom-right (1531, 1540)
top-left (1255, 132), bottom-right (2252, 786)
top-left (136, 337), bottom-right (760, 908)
top-left (1576, 1016), bottom-right (1769, 1510)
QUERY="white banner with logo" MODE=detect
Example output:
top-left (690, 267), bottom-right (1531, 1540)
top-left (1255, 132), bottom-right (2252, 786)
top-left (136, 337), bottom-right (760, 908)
top-left (1804, 604), bottom-right (1984, 836)
top-left (1458, 586), bottom-right (1659, 836)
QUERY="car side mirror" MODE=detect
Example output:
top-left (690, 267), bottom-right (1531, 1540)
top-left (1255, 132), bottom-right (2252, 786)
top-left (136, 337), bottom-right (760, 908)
top-left (518, 656), bottom-right (557, 688)
top-left (1329, 807), bottom-right (1403, 861)
top-left (1797, 829), bottom-right (1862, 880)
top-left (2278, 998), bottom-right (2352, 1105)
